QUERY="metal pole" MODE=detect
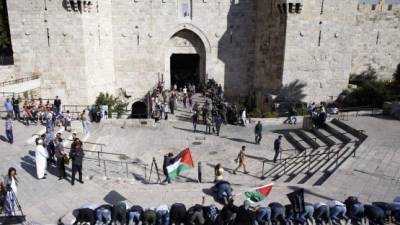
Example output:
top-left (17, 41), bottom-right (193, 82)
top-left (284, 160), bottom-right (287, 174)
top-left (198, 162), bottom-right (202, 183)
top-left (98, 152), bottom-right (100, 167)
top-left (144, 165), bottom-right (147, 181)
top-left (103, 160), bottom-right (107, 177)
top-left (126, 163), bottom-right (129, 178)
top-left (261, 161), bottom-right (265, 179)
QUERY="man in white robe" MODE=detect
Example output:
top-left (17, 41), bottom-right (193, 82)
top-left (35, 139), bottom-right (48, 179)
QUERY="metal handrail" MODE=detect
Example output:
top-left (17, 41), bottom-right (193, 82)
top-left (0, 75), bottom-right (40, 87)
top-left (83, 156), bottom-right (149, 179)
top-left (261, 128), bottom-right (366, 178)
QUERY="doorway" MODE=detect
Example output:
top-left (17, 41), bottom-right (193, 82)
top-left (170, 54), bottom-right (200, 89)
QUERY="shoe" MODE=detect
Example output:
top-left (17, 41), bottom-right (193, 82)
top-left (58, 177), bottom-right (63, 180)
top-left (232, 171), bottom-right (237, 175)
top-left (78, 180), bottom-right (84, 184)
top-left (71, 182), bottom-right (75, 186)
top-left (244, 171), bottom-right (249, 174)
top-left (41, 177), bottom-right (46, 179)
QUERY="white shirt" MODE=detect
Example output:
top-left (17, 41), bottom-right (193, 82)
top-left (327, 200), bottom-right (345, 208)
top-left (156, 205), bottom-right (169, 212)
top-left (10, 177), bottom-right (17, 196)
top-left (314, 202), bottom-right (327, 208)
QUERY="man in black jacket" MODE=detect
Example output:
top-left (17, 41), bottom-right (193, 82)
top-left (70, 142), bottom-right (85, 185)
top-left (54, 96), bottom-right (62, 115)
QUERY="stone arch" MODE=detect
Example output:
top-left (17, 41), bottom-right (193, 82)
top-left (164, 26), bottom-right (209, 90)
top-left (131, 101), bottom-right (147, 119)
top-left (164, 23), bottom-right (211, 54)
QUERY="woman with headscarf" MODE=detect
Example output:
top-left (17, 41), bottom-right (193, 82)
top-left (35, 138), bottom-right (48, 179)
top-left (3, 167), bottom-right (19, 216)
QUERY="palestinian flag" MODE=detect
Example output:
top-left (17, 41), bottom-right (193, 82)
top-left (167, 148), bottom-right (194, 178)
top-left (244, 183), bottom-right (273, 203)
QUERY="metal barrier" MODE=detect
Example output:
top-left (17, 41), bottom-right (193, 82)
top-left (261, 128), bottom-right (365, 179)
top-left (0, 75), bottom-right (40, 87)
top-left (83, 156), bottom-right (149, 179)
top-left (338, 107), bottom-right (381, 121)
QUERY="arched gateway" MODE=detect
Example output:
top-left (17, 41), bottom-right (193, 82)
top-left (165, 27), bottom-right (208, 90)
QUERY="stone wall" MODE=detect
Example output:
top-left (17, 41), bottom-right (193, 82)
top-left (282, 0), bottom-right (357, 103)
top-left (351, 1), bottom-right (400, 80)
top-left (111, 0), bottom-right (256, 101)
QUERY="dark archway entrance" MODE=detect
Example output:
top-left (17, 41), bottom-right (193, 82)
top-left (170, 54), bottom-right (200, 88)
top-left (131, 101), bottom-right (147, 118)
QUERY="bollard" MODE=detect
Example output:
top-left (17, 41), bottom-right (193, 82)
top-left (198, 162), bottom-right (202, 183)
top-left (97, 152), bottom-right (100, 167)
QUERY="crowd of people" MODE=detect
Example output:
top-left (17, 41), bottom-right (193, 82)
top-left (34, 130), bottom-right (86, 185)
top-left (67, 191), bottom-right (400, 225)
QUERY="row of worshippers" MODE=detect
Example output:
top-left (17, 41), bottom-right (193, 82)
top-left (68, 194), bottom-right (400, 225)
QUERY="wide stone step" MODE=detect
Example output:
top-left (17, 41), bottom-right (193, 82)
top-left (285, 132), bottom-right (309, 152)
top-left (321, 123), bottom-right (352, 143)
top-left (295, 130), bottom-right (321, 149)
top-left (326, 122), bottom-right (358, 142)
top-left (331, 118), bottom-right (368, 141)
top-left (311, 128), bottom-right (336, 147)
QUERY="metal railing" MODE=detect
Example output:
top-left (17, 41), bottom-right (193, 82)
top-left (0, 75), bottom-right (39, 87)
top-left (337, 107), bottom-right (381, 121)
top-left (261, 128), bottom-right (366, 178)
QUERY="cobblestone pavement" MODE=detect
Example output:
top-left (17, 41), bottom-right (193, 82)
top-left (0, 113), bottom-right (399, 224)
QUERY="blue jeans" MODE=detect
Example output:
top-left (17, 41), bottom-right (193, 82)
top-left (330, 205), bottom-right (348, 223)
top-left (297, 205), bottom-right (314, 225)
top-left (6, 129), bottom-right (13, 144)
top-left (347, 203), bottom-right (364, 223)
top-left (96, 208), bottom-right (112, 225)
top-left (256, 207), bottom-right (271, 225)
top-left (217, 183), bottom-right (232, 202)
top-left (156, 210), bottom-right (170, 225)
top-left (128, 211), bottom-right (142, 225)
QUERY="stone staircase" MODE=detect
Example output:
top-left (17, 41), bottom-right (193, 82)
top-left (262, 118), bottom-right (367, 186)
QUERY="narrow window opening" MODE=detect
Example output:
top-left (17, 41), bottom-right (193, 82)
top-left (371, 4), bottom-right (376, 10)
top-left (388, 4), bottom-right (392, 11)
top-left (318, 30), bottom-right (322, 47)
top-left (277, 4), bottom-right (283, 14)
top-left (289, 3), bottom-right (294, 13)
top-left (282, 3), bottom-right (287, 14)
top-left (295, 3), bottom-right (302, 13)
top-left (0, 0), bottom-right (14, 65)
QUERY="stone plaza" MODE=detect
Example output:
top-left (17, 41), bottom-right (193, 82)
top-left (0, 97), bottom-right (400, 224)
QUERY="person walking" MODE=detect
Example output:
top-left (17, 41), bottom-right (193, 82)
top-left (4, 98), bottom-right (13, 118)
top-left (54, 137), bottom-right (67, 180)
top-left (205, 115), bottom-right (212, 134)
top-left (65, 110), bottom-right (72, 132)
top-left (54, 96), bottom-right (62, 115)
top-left (169, 92), bottom-right (175, 115)
top-left (241, 108), bottom-right (247, 126)
top-left (215, 113), bottom-right (223, 136)
top-left (81, 110), bottom-right (91, 135)
top-left (254, 121), bottom-right (263, 144)
top-left (192, 111), bottom-right (199, 133)
top-left (233, 146), bottom-right (249, 174)
top-left (12, 97), bottom-right (20, 120)
top-left (35, 138), bottom-right (48, 179)
top-left (5, 115), bottom-right (13, 144)
top-left (273, 135), bottom-right (283, 163)
top-left (162, 153), bottom-right (173, 184)
top-left (70, 142), bottom-right (85, 185)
